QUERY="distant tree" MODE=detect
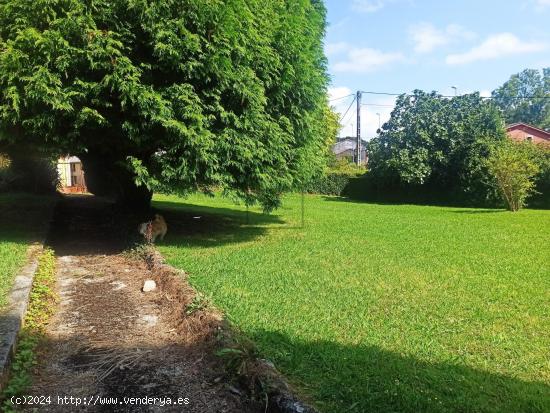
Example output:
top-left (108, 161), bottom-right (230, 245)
top-left (487, 141), bottom-right (540, 211)
top-left (292, 105), bottom-right (340, 190)
top-left (367, 91), bottom-right (506, 203)
top-left (492, 68), bottom-right (550, 129)
top-left (0, 0), bottom-right (329, 210)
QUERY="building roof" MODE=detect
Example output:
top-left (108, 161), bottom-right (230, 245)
top-left (506, 122), bottom-right (550, 139)
top-left (333, 137), bottom-right (368, 155)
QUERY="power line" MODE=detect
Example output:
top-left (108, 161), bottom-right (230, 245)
top-left (329, 93), bottom-right (355, 103)
top-left (340, 106), bottom-right (356, 127)
top-left (361, 103), bottom-right (395, 107)
top-left (360, 90), bottom-right (467, 99)
top-left (360, 91), bottom-right (402, 97)
top-left (359, 90), bottom-right (550, 100)
top-left (340, 96), bottom-right (356, 125)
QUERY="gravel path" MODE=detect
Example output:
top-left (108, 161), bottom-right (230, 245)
top-left (22, 196), bottom-right (261, 413)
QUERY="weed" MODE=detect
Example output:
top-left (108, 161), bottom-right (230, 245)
top-left (185, 292), bottom-right (212, 315)
top-left (1, 249), bottom-right (57, 412)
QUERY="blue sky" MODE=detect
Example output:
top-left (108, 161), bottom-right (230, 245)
top-left (325, 0), bottom-right (550, 137)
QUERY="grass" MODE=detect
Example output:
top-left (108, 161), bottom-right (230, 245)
top-left (0, 193), bottom-right (56, 308)
top-left (154, 193), bottom-right (550, 413)
top-left (1, 249), bottom-right (57, 412)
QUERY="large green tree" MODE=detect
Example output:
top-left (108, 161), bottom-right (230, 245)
top-left (368, 91), bottom-right (506, 204)
top-left (0, 0), bottom-right (329, 209)
top-left (492, 68), bottom-right (550, 130)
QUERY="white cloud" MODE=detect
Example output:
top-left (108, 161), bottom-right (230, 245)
top-left (410, 23), bottom-right (476, 53)
top-left (328, 18), bottom-right (350, 32)
top-left (325, 42), bottom-right (351, 57)
top-left (446, 33), bottom-right (546, 65)
top-left (333, 47), bottom-right (405, 73)
top-left (360, 96), bottom-right (396, 138)
top-left (328, 87), bottom-right (355, 137)
top-left (480, 90), bottom-right (492, 98)
top-left (351, 0), bottom-right (390, 13)
top-left (328, 87), bottom-right (353, 102)
top-left (536, 0), bottom-right (550, 9)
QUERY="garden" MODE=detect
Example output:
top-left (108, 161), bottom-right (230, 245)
top-left (155, 193), bottom-right (550, 413)
top-left (0, 1), bottom-right (549, 412)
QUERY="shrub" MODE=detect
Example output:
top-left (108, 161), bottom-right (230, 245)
top-left (304, 159), bottom-right (365, 196)
top-left (487, 141), bottom-right (540, 211)
top-left (529, 144), bottom-right (550, 208)
top-left (2, 156), bottom-right (59, 194)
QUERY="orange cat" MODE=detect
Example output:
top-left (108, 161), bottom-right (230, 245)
top-left (138, 214), bottom-right (167, 243)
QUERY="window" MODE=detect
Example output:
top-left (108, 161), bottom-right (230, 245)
top-left (526, 136), bottom-right (533, 142)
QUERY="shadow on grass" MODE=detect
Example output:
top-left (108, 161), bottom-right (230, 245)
top-left (153, 200), bottom-right (286, 249)
top-left (2, 193), bottom-right (286, 257)
top-left (319, 195), bottom-right (459, 209)
top-left (250, 329), bottom-right (550, 413)
top-left (320, 195), bottom-right (506, 212)
top-left (319, 196), bottom-right (512, 215)
top-left (0, 193), bottom-right (58, 307)
top-left (0, 193), bottom-right (56, 245)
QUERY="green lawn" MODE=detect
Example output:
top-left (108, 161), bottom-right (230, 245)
top-left (154, 193), bottom-right (550, 413)
top-left (0, 193), bottom-right (56, 308)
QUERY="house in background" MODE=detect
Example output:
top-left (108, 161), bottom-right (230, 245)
top-left (57, 156), bottom-right (87, 193)
top-left (333, 137), bottom-right (368, 164)
top-left (506, 122), bottom-right (550, 145)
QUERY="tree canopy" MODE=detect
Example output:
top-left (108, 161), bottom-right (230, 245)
top-left (0, 0), bottom-right (330, 209)
top-left (492, 68), bottom-right (550, 130)
top-left (367, 91), bottom-right (506, 203)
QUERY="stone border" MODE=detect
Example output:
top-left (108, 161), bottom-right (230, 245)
top-left (0, 196), bottom-right (56, 391)
top-left (146, 249), bottom-right (320, 413)
top-left (0, 245), bottom-right (44, 389)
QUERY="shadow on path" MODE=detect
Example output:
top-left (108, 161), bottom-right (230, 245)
top-left (45, 195), bottom-right (146, 256)
top-left (3, 194), bottom-right (264, 412)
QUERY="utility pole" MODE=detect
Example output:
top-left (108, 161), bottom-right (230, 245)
top-left (356, 91), bottom-right (362, 165)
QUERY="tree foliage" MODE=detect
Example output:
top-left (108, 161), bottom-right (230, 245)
top-left (367, 91), bottom-right (506, 203)
top-left (487, 141), bottom-right (540, 211)
top-left (0, 0), bottom-right (330, 209)
top-left (492, 68), bottom-right (550, 130)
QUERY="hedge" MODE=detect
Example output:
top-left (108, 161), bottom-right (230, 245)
top-left (304, 173), bottom-right (364, 196)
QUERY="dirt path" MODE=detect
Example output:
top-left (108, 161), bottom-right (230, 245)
top-left (23, 196), bottom-right (261, 412)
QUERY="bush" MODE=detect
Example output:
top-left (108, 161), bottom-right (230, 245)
top-left (304, 173), bottom-right (354, 196)
top-left (519, 144), bottom-right (550, 209)
top-left (304, 159), bottom-right (365, 196)
top-left (0, 154), bottom-right (58, 194)
top-left (486, 141), bottom-right (540, 211)
top-left (0, 168), bottom-right (19, 192)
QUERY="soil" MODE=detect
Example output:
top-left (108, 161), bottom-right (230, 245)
top-left (22, 195), bottom-right (263, 413)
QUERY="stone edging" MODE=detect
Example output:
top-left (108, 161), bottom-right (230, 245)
top-left (0, 197), bottom-right (56, 391)
top-left (0, 245), bottom-right (44, 390)
top-left (146, 249), bottom-right (320, 413)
